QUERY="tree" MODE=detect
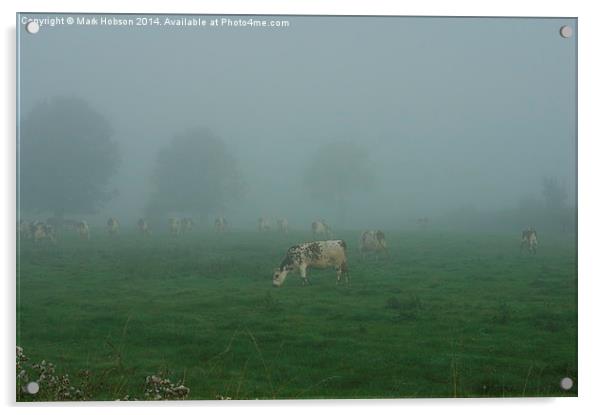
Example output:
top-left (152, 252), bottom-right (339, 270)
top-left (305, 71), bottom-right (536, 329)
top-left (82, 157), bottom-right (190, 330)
top-left (541, 177), bottom-right (568, 210)
top-left (19, 97), bottom-right (120, 217)
top-left (304, 141), bottom-right (374, 226)
top-left (146, 128), bottom-right (243, 220)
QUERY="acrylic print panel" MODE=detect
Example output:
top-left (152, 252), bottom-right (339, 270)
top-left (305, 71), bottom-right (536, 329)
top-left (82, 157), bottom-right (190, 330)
top-left (16, 14), bottom-right (577, 401)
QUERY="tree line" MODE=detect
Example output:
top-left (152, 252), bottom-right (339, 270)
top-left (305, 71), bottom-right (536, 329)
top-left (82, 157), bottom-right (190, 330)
top-left (19, 97), bottom-right (372, 225)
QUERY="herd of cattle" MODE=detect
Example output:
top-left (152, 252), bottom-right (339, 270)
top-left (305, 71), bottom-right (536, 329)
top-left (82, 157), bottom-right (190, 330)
top-left (18, 216), bottom-right (540, 287)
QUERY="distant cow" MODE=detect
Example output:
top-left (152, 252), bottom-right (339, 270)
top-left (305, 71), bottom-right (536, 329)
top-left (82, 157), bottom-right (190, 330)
top-left (107, 218), bottom-right (120, 236)
top-left (311, 220), bottom-right (332, 239)
top-left (169, 218), bottom-right (182, 236)
top-left (359, 230), bottom-right (389, 259)
top-left (181, 218), bottom-right (194, 233)
top-left (77, 221), bottom-right (90, 240)
top-left (33, 221), bottom-right (56, 244)
top-left (277, 218), bottom-right (289, 234)
top-left (137, 218), bottom-right (150, 235)
top-left (272, 240), bottom-right (349, 287)
top-left (214, 217), bottom-right (228, 233)
top-left (521, 227), bottom-right (538, 254)
top-left (258, 217), bottom-right (271, 232)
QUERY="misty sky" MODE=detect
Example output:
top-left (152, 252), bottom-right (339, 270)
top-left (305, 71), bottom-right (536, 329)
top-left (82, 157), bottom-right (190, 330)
top-left (17, 15), bottom-right (577, 229)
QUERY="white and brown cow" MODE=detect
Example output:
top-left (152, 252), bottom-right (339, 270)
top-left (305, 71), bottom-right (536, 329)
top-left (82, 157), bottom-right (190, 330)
top-left (33, 221), bottom-right (56, 244)
top-left (311, 220), bottom-right (332, 239)
top-left (107, 217), bottom-right (120, 236)
top-left (277, 218), bottom-right (289, 234)
top-left (137, 218), bottom-right (150, 235)
top-left (359, 230), bottom-right (389, 260)
top-left (521, 227), bottom-right (538, 254)
top-left (214, 217), bottom-right (228, 233)
top-left (169, 218), bottom-right (182, 236)
top-left (258, 217), bottom-right (271, 232)
top-left (77, 221), bottom-right (90, 240)
top-left (272, 240), bottom-right (349, 287)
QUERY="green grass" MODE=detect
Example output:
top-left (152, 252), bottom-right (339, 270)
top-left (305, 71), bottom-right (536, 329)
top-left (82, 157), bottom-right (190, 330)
top-left (16, 229), bottom-right (577, 400)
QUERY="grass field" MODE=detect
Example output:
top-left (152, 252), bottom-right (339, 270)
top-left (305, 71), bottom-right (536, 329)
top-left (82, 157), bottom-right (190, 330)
top-left (16, 228), bottom-right (577, 400)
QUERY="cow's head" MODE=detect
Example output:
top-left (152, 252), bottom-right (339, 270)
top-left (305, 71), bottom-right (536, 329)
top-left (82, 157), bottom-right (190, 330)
top-left (272, 268), bottom-right (290, 287)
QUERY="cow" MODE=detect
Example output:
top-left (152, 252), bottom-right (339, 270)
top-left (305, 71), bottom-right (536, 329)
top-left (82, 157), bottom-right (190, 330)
top-left (214, 217), bottom-right (228, 233)
top-left (77, 221), bottom-right (90, 240)
top-left (272, 240), bottom-right (349, 287)
top-left (33, 221), bottom-right (56, 244)
top-left (258, 217), bottom-right (271, 232)
top-left (107, 217), bottom-right (120, 236)
top-left (277, 218), bottom-right (289, 234)
top-left (137, 218), bottom-right (150, 235)
top-left (521, 227), bottom-right (538, 254)
top-left (169, 218), bottom-right (182, 236)
top-left (181, 218), bottom-right (194, 233)
top-left (359, 230), bottom-right (389, 260)
top-left (311, 220), bottom-right (332, 239)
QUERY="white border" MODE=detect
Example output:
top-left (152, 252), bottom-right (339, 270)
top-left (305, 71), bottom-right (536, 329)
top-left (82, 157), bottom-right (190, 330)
top-left (3, 1), bottom-right (601, 415)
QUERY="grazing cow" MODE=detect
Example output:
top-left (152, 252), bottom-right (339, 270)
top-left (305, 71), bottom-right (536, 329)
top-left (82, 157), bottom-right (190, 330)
top-left (258, 217), bottom-right (271, 232)
top-left (311, 220), bottom-right (332, 239)
top-left (181, 218), bottom-right (194, 233)
top-left (359, 230), bottom-right (389, 259)
top-left (137, 218), bottom-right (150, 235)
top-left (77, 221), bottom-right (90, 240)
top-left (277, 218), bottom-right (289, 234)
top-left (521, 227), bottom-right (538, 254)
top-left (214, 217), bottom-right (228, 233)
top-left (272, 240), bottom-right (349, 287)
top-left (33, 221), bottom-right (56, 244)
top-left (107, 217), bottom-right (120, 236)
top-left (169, 218), bottom-right (182, 236)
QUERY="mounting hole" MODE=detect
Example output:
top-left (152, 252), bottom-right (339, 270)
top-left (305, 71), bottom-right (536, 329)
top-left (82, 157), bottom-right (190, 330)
top-left (560, 377), bottom-right (573, 390)
top-left (559, 25), bottom-right (573, 38)
top-left (26, 381), bottom-right (39, 394)
top-left (25, 21), bottom-right (40, 34)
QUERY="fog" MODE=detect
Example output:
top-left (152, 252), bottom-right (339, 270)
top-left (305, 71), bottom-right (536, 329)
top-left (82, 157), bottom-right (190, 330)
top-left (17, 15), bottom-right (577, 232)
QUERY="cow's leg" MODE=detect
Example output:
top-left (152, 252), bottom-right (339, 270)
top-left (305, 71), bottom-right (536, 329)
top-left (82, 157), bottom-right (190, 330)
top-left (342, 261), bottom-right (349, 285)
top-left (299, 264), bottom-right (310, 285)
